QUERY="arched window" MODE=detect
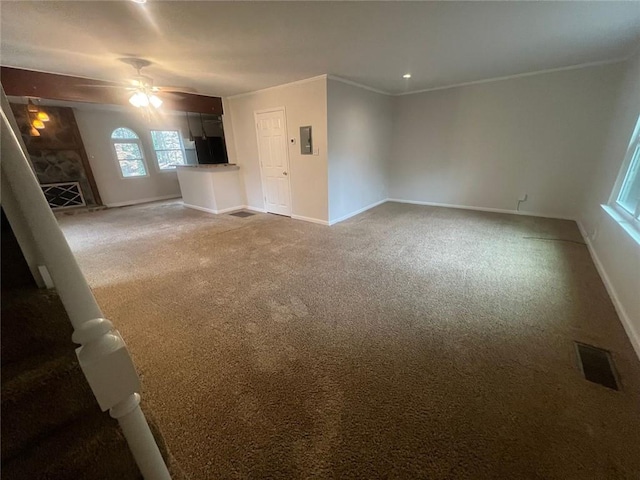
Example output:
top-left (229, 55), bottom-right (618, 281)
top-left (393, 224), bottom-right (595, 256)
top-left (111, 127), bottom-right (148, 178)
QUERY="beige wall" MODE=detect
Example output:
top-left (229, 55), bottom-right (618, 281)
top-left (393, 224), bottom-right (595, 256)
top-left (389, 63), bottom-right (625, 219)
top-left (225, 64), bottom-right (639, 357)
top-left (327, 78), bottom-right (392, 223)
top-left (226, 76), bottom-right (329, 222)
top-left (578, 51), bottom-right (640, 357)
top-left (74, 107), bottom-right (189, 206)
top-left (74, 107), bottom-right (231, 207)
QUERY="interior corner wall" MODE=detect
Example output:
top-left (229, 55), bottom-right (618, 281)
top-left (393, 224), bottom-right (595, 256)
top-left (389, 63), bottom-right (625, 219)
top-left (578, 51), bottom-right (640, 358)
top-left (327, 79), bottom-right (392, 224)
top-left (226, 77), bottom-right (329, 222)
top-left (1, 88), bottom-right (46, 287)
top-left (73, 107), bottom-right (183, 207)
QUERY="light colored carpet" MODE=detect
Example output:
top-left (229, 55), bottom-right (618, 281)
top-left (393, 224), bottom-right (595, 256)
top-left (58, 200), bottom-right (640, 479)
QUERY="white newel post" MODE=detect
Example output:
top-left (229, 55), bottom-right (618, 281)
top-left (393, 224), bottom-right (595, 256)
top-left (1, 95), bottom-right (171, 479)
top-left (73, 319), bottom-right (171, 480)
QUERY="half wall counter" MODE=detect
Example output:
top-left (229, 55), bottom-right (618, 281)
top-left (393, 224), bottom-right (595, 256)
top-left (176, 164), bottom-right (245, 214)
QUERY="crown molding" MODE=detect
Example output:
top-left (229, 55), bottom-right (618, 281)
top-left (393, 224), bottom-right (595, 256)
top-left (396, 57), bottom-right (629, 96)
top-left (326, 75), bottom-right (391, 96)
top-left (226, 74), bottom-right (328, 100)
top-left (228, 56), bottom-right (631, 101)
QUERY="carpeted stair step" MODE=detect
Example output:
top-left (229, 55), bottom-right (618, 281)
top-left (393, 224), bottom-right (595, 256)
top-left (1, 350), bottom-right (97, 462)
top-left (1, 288), bottom-right (76, 367)
top-left (1, 408), bottom-right (141, 480)
top-left (1, 284), bottom-right (184, 478)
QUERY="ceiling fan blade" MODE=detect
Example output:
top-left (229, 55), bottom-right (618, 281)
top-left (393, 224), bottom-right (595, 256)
top-left (157, 86), bottom-right (198, 94)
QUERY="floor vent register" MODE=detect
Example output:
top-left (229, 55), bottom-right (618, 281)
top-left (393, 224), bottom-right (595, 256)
top-left (575, 342), bottom-right (619, 391)
top-left (229, 211), bottom-right (255, 218)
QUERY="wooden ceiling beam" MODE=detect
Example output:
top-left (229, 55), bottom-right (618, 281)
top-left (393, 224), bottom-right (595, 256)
top-left (0, 67), bottom-right (223, 115)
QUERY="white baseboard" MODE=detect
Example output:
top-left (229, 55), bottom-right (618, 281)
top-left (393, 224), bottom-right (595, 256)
top-left (216, 205), bottom-right (246, 214)
top-left (183, 203), bottom-right (266, 215)
top-left (105, 195), bottom-right (182, 208)
top-left (291, 214), bottom-right (330, 226)
top-left (329, 198), bottom-right (387, 225)
top-left (291, 198), bottom-right (572, 227)
top-left (182, 203), bottom-right (245, 215)
top-left (577, 221), bottom-right (640, 360)
top-left (182, 204), bottom-right (218, 215)
top-left (386, 198), bottom-right (574, 221)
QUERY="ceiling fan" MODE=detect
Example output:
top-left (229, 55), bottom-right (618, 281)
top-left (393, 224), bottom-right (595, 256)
top-left (87, 58), bottom-right (197, 109)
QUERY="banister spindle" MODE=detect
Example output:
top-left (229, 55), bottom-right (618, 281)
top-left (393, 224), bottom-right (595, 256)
top-left (1, 92), bottom-right (170, 480)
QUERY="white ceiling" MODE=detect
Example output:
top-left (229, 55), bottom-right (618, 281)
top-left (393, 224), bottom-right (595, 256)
top-left (2, 1), bottom-right (640, 97)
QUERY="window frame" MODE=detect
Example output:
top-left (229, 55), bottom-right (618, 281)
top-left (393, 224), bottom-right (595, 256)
top-left (615, 139), bottom-right (640, 220)
top-left (149, 129), bottom-right (187, 172)
top-left (606, 114), bottom-right (640, 243)
top-left (110, 127), bottom-right (149, 179)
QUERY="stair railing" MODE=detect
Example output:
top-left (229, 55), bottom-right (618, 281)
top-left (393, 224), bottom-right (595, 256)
top-left (1, 96), bottom-right (171, 479)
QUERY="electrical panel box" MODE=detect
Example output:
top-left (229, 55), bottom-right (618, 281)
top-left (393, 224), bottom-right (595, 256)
top-left (300, 126), bottom-right (312, 155)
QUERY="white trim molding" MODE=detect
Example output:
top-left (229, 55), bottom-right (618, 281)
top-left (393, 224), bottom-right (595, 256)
top-left (577, 222), bottom-right (640, 360)
top-left (182, 203), bottom-right (245, 215)
top-left (105, 194), bottom-right (182, 208)
top-left (227, 75), bottom-right (327, 100)
top-left (329, 198), bottom-right (387, 225)
top-left (327, 75), bottom-right (390, 96)
top-left (182, 203), bottom-right (265, 215)
top-left (386, 198), bottom-right (574, 221)
top-left (602, 204), bottom-right (640, 246)
top-left (396, 57), bottom-right (628, 96)
top-left (245, 206), bottom-right (267, 213)
top-left (291, 214), bottom-right (330, 226)
top-left (227, 58), bottom-right (630, 101)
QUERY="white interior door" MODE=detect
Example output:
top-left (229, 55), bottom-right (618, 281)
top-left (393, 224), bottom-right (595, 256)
top-left (255, 109), bottom-right (292, 216)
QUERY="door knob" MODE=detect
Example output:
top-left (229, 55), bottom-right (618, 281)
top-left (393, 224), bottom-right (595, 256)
top-left (283, 171), bottom-right (288, 176)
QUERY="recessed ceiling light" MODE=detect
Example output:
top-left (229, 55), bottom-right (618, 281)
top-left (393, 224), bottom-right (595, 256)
top-left (132, 0), bottom-right (147, 4)
top-left (403, 73), bottom-right (412, 79)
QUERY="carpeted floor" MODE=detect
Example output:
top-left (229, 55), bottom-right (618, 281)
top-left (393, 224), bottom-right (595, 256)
top-left (58, 200), bottom-right (640, 479)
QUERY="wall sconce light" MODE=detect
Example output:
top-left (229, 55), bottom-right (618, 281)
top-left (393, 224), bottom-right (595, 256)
top-left (26, 98), bottom-right (49, 134)
top-left (27, 99), bottom-right (38, 113)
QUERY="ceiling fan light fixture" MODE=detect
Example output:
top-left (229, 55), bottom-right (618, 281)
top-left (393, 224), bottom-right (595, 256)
top-left (129, 91), bottom-right (150, 108)
top-left (149, 94), bottom-right (163, 108)
top-left (129, 90), bottom-right (162, 109)
top-left (32, 119), bottom-right (46, 130)
top-left (29, 126), bottom-right (41, 137)
top-left (37, 111), bottom-right (50, 122)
